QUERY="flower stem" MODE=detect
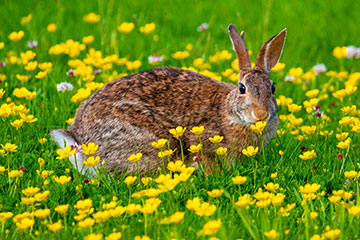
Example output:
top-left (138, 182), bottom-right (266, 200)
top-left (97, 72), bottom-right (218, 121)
top-left (179, 138), bottom-right (185, 163)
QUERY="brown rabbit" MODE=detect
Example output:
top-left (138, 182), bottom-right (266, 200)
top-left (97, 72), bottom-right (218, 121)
top-left (50, 24), bottom-right (286, 175)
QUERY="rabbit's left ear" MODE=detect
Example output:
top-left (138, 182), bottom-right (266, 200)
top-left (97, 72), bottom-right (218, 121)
top-left (255, 28), bottom-right (287, 74)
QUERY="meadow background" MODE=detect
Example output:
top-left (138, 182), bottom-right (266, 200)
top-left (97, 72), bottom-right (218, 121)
top-left (1, 0), bottom-right (360, 239)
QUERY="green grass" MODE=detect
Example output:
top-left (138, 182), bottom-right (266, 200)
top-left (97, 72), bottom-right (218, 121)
top-left (1, 0), bottom-right (360, 239)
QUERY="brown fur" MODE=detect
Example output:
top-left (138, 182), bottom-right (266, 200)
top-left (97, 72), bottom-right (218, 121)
top-left (52, 25), bottom-right (286, 174)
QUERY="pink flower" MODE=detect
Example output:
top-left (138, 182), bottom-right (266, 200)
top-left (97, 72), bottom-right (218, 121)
top-left (66, 69), bottom-right (75, 77)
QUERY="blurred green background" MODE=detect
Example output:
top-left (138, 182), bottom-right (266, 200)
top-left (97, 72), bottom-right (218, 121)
top-left (1, 0), bottom-right (359, 71)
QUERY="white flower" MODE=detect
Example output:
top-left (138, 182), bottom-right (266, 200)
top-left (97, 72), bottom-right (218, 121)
top-left (27, 40), bottom-right (38, 49)
top-left (197, 23), bottom-right (209, 32)
top-left (346, 46), bottom-right (360, 59)
top-left (148, 55), bottom-right (163, 65)
top-left (312, 64), bottom-right (327, 75)
top-left (284, 75), bottom-right (295, 82)
top-left (57, 82), bottom-right (74, 92)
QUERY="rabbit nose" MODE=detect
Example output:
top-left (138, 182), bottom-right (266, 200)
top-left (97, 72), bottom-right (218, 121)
top-left (252, 109), bottom-right (269, 121)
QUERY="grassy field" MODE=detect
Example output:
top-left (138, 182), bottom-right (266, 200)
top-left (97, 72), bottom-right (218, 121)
top-left (1, 0), bottom-right (360, 239)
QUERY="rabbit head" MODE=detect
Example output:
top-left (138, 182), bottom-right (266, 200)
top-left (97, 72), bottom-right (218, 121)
top-left (228, 24), bottom-right (286, 125)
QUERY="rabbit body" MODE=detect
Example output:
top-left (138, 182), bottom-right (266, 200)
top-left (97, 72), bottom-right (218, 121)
top-left (51, 24), bottom-right (286, 175)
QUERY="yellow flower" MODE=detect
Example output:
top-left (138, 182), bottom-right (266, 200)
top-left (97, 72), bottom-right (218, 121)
top-left (93, 210), bottom-right (111, 223)
top-left (0, 212), bottom-right (14, 223)
top-left (271, 193), bottom-right (285, 206)
top-left (21, 197), bottom-right (36, 205)
top-left (347, 206), bottom-right (360, 216)
top-left (301, 125), bottom-right (316, 135)
top-left (83, 13), bottom-right (101, 23)
top-left (158, 149), bottom-right (176, 158)
top-left (20, 113), bottom-right (38, 123)
top-left (336, 138), bottom-right (351, 149)
top-left (264, 229), bottom-right (279, 239)
top-left (169, 126), bottom-right (186, 139)
top-left (141, 177), bottom-right (153, 186)
top-left (1, 143), bottom-right (18, 152)
top-left (35, 71), bottom-right (47, 79)
top-left (305, 89), bottom-right (319, 98)
top-left (271, 172), bottom-right (278, 179)
top-left (54, 176), bottom-right (72, 185)
top-left (20, 14), bottom-right (32, 25)
top-left (14, 217), bottom-right (35, 230)
top-left (66, 117), bottom-right (75, 124)
top-left (105, 232), bottom-right (122, 240)
top-left (83, 156), bottom-right (101, 167)
top-left (242, 146), bottom-right (258, 157)
top-left (34, 190), bottom-right (50, 202)
top-left (56, 146), bottom-right (76, 159)
top-left (323, 229), bottom-right (340, 239)
top-left (216, 147), bottom-right (227, 155)
top-left (250, 121), bottom-right (267, 135)
top-left (82, 35), bottom-right (94, 44)
top-left (159, 211), bottom-right (185, 224)
top-left (209, 135), bottom-right (224, 143)
top-left (124, 176), bottom-right (137, 186)
top-left (287, 103), bottom-right (302, 113)
top-left (47, 221), bottom-right (63, 232)
top-left (33, 209), bottom-right (51, 218)
top-left (10, 119), bottom-right (24, 129)
top-left (78, 218), bottom-right (95, 228)
top-left (264, 182), bottom-right (279, 192)
top-left (38, 138), bottom-right (47, 144)
top-left (126, 60), bottom-right (142, 71)
top-left (38, 62), bottom-right (53, 70)
top-left (344, 171), bottom-right (359, 180)
top-left (188, 144), bottom-right (202, 154)
top-left (299, 183), bottom-right (321, 194)
top-left (232, 176), bottom-right (247, 185)
top-left (82, 142), bottom-right (99, 155)
top-left (332, 46), bottom-right (347, 59)
top-left (271, 62), bottom-right (285, 72)
top-left (328, 195), bottom-right (342, 204)
top-left (47, 23), bottom-right (57, 32)
top-left (139, 23), bottom-right (156, 34)
top-left (190, 126), bottom-right (205, 135)
top-left (24, 61), bottom-right (38, 71)
top-left (235, 194), bottom-right (254, 208)
top-left (128, 153), bottom-right (142, 163)
top-left (22, 186), bottom-right (40, 196)
top-left (172, 51), bottom-right (190, 60)
top-left (195, 202), bottom-right (216, 216)
top-left (299, 150), bottom-right (316, 160)
top-left (198, 219), bottom-right (222, 236)
top-left (0, 42), bottom-right (4, 50)
top-left (151, 139), bottom-right (167, 149)
top-left (8, 31), bottom-right (25, 42)
top-left (320, 130), bottom-right (333, 137)
top-left (55, 204), bottom-right (69, 215)
top-left (167, 160), bottom-right (186, 172)
top-left (207, 189), bottom-right (224, 198)
top-left (126, 203), bottom-right (141, 215)
top-left (117, 22), bottom-right (135, 34)
top-left (8, 170), bottom-right (23, 178)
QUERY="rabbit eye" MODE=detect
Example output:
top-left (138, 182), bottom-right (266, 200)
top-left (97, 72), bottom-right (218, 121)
top-left (239, 83), bottom-right (246, 94)
top-left (271, 83), bottom-right (275, 94)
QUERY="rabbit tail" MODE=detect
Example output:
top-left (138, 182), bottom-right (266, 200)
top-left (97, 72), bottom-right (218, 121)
top-left (50, 129), bottom-right (97, 177)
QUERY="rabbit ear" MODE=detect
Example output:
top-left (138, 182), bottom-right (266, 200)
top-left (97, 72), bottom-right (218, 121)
top-left (228, 24), bottom-right (252, 72)
top-left (255, 28), bottom-right (287, 74)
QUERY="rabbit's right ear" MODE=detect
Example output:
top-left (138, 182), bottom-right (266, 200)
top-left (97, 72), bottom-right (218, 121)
top-left (228, 24), bottom-right (252, 72)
